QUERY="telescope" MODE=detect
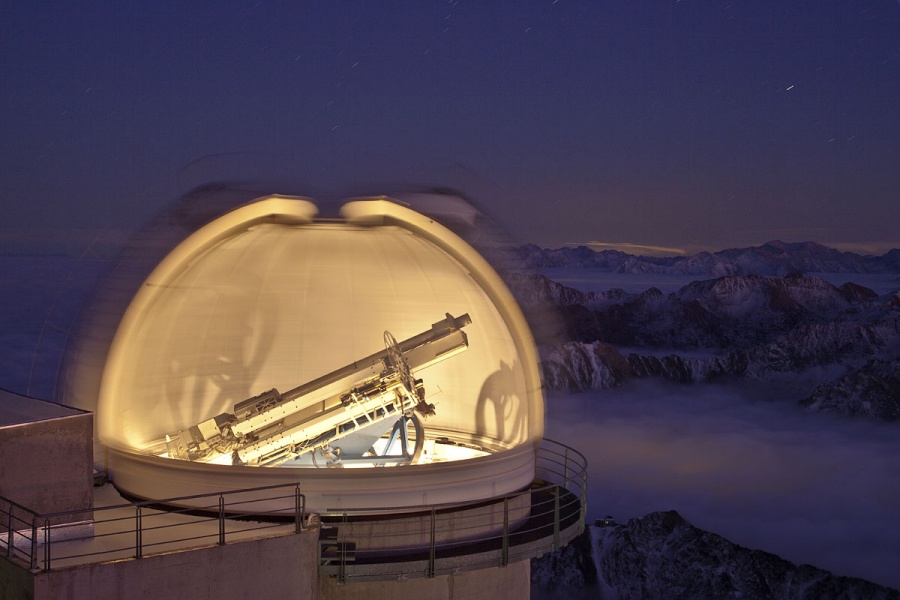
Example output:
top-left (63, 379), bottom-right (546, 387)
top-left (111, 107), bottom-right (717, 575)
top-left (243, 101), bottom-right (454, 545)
top-left (164, 313), bottom-right (471, 467)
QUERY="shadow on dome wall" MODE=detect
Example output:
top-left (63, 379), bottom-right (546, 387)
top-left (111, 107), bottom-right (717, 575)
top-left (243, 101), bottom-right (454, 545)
top-left (475, 358), bottom-right (528, 446)
top-left (161, 262), bottom-right (280, 420)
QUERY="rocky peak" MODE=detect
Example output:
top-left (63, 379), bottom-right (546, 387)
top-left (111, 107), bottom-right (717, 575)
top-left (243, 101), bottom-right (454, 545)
top-left (533, 511), bottom-right (900, 599)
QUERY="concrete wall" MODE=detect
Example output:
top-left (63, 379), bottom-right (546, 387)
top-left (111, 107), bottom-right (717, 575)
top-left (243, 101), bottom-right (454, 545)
top-left (0, 412), bottom-right (93, 527)
top-left (319, 561), bottom-right (530, 600)
top-left (330, 492), bottom-right (532, 553)
top-left (2, 526), bottom-right (531, 600)
top-left (29, 529), bottom-right (319, 600)
top-left (0, 556), bottom-right (34, 600)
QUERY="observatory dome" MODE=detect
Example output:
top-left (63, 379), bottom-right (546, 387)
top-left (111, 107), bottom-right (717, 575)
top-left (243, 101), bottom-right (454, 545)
top-left (97, 196), bottom-right (544, 510)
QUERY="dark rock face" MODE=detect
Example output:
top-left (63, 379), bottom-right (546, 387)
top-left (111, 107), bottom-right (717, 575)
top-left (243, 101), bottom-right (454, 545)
top-left (532, 511), bottom-right (900, 600)
top-left (538, 311), bottom-right (900, 388)
top-left (801, 359), bottom-right (900, 421)
top-left (531, 528), bottom-right (598, 599)
top-left (519, 273), bottom-right (895, 351)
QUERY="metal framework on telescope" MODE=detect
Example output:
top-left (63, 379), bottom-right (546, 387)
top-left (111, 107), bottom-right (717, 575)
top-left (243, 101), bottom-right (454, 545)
top-left (165, 313), bottom-right (471, 467)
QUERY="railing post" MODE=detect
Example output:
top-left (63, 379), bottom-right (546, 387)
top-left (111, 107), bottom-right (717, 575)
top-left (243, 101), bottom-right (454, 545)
top-left (501, 497), bottom-right (509, 567)
top-left (553, 487), bottom-right (560, 551)
top-left (135, 506), bottom-right (142, 559)
top-left (338, 512), bottom-right (347, 584)
top-left (43, 517), bottom-right (50, 571)
top-left (294, 486), bottom-right (302, 534)
top-left (218, 495), bottom-right (226, 546)
top-left (564, 447), bottom-right (570, 490)
top-left (5, 504), bottom-right (12, 558)
top-left (29, 517), bottom-right (37, 571)
top-left (427, 507), bottom-right (436, 577)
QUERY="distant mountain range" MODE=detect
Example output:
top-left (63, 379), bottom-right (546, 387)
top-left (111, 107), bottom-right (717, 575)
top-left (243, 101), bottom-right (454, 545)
top-left (503, 243), bottom-right (900, 422)
top-left (531, 511), bottom-right (900, 599)
top-left (518, 242), bottom-right (900, 598)
top-left (515, 240), bottom-right (900, 276)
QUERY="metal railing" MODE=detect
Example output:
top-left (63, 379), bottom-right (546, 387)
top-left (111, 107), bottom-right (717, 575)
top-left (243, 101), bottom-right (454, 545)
top-left (2, 439), bottom-right (586, 580)
top-left (318, 438), bottom-right (587, 583)
top-left (1, 483), bottom-right (306, 572)
top-left (1, 496), bottom-right (40, 570)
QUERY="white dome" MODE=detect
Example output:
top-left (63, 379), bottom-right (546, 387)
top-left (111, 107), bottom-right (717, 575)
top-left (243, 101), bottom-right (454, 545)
top-left (97, 196), bottom-right (544, 510)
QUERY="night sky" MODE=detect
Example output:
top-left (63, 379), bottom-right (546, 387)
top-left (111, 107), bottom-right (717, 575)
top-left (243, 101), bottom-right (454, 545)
top-left (3, 1), bottom-right (899, 255)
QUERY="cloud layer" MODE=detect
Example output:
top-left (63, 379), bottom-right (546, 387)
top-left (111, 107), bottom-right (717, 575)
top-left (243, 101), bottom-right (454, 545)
top-left (546, 382), bottom-right (900, 589)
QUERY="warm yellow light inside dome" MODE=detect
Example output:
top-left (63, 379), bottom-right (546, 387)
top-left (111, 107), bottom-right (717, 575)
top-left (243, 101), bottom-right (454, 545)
top-left (95, 196), bottom-right (543, 509)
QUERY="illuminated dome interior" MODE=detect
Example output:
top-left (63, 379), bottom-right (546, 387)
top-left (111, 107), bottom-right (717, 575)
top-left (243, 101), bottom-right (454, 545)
top-left (98, 196), bottom-right (543, 478)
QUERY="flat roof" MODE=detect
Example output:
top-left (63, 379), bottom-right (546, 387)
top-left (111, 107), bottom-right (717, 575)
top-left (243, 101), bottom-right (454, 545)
top-left (0, 388), bottom-right (88, 427)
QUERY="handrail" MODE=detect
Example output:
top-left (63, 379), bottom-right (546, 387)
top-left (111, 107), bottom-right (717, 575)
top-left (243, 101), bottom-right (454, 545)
top-left (1, 497), bottom-right (41, 569)
top-left (1, 439), bottom-right (586, 578)
top-left (0, 483), bottom-right (306, 572)
top-left (318, 438), bottom-right (587, 582)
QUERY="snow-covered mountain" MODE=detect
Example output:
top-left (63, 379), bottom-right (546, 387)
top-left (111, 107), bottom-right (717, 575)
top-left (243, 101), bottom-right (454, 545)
top-left (517, 240), bottom-right (900, 277)
top-left (504, 271), bottom-right (900, 421)
top-left (511, 271), bottom-right (897, 347)
top-left (532, 511), bottom-right (900, 600)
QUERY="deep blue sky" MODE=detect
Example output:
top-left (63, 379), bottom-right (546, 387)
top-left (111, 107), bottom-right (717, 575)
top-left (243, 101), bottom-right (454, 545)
top-left (3, 1), bottom-right (899, 254)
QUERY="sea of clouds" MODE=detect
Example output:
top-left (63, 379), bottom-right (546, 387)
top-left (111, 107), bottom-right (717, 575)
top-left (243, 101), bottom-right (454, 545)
top-left (546, 382), bottom-right (900, 589)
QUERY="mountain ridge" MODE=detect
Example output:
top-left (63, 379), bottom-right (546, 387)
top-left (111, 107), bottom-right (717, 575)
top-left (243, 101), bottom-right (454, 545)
top-left (517, 240), bottom-right (900, 276)
top-left (503, 270), bottom-right (900, 422)
top-left (532, 511), bottom-right (900, 599)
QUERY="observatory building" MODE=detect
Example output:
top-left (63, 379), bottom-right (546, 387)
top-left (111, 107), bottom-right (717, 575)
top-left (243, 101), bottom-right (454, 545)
top-left (1, 196), bottom-right (585, 599)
